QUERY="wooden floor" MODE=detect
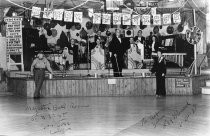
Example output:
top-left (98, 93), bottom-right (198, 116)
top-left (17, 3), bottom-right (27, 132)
top-left (0, 95), bottom-right (210, 136)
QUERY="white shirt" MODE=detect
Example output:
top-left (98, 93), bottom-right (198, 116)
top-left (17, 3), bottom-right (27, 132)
top-left (117, 37), bottom-right (121, 43)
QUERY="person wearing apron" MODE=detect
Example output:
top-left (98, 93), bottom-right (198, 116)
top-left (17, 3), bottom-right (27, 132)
top-left (30, 51), bottom-right (53, 98)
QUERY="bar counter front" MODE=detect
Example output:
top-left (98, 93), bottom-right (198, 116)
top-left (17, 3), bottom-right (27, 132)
top-left (8, 73), bottom-right (208, 98)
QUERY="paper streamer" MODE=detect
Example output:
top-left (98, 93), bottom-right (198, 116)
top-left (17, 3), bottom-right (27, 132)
top-left (64, 11), bottom-right (73, 22)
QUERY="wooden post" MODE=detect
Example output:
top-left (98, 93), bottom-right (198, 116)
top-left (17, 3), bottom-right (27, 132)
top-left (193, 9), bottom-right (197, 75)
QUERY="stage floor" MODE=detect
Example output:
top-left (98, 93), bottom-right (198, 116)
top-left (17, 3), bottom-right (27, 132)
top-left (0, 95), bottom-right (210, 136)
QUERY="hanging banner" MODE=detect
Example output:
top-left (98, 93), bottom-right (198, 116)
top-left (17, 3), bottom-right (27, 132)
top-left (142, 15), bottom-right (151, 25)
top-left (113, 13), bottom-right (121, 25)
top-left (151, 7), bottom-right (157, 16)
top-left (173, 12), bottom-right (181, 24)
top-left (102, 13), bottom-right (111, 24)
top-left (122, 14), bottom-right (131, 25)
top-left (93, 13), bottom-right (101, 24)
top-left (31, 6), bottom-right (41, 18)
top-left (64, 11), bottom-right (73, 22)
top-left (53, 9), bottom-right (64, 20)
top-left (163, 14), bottom-right (171, 25)
top-left (132, 15), bottom-right (140, 25)
top-left (43, 8), bottom-right (53, 19)
top-left (153, 14), bottom-right (161, 25)
top-left (4, 17), bottom-right (23, 55)
top-left (74, 12), bottom-right (83, 23)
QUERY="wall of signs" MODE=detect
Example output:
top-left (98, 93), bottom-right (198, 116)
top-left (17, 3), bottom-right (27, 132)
top-left (4, 17), bottom-right (24, 71)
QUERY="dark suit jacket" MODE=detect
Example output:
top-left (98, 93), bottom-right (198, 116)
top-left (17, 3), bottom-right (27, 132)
top-left (109, 35), bottom-right (130, 57)
top-left (134, 36), bottom-right (146, 44)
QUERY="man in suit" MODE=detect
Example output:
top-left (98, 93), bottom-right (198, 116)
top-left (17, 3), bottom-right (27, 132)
top-left (109, 29), bottom-right (130, 77)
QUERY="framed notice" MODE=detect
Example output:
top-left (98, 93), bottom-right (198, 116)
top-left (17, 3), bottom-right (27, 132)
top-left (153, 14), bottom-right (161, 25)
top-left (43, 8), bottom-right (53, 19)
top-left (175, 78), bottom-right (190, 88)
top-left (113, 13), bottom-right (121, 25)
top-left (122, 14), bottom-right (131, 25)
top-left (53, 9), bottom-right (64, 20)
top-left (74, 12), bottom-right (83, 23)
top-left (31, 6), bottom-right (41, 18)
top-left (173, 12), bottom-right (181, 24)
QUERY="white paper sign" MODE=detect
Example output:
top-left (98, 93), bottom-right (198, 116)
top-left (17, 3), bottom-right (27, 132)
top-left (113, 13), bottom-right (121, 25)
top-left (31, 6), bottom-right (41, 18)
top-left (153, 14), bottom-right (161, 25)
top-left (102, 13), bottom-right (111, 24)
top-left (64, 11), bottom-right (73, 22)
top-left (43, 8), bottom-right (53, 19)
top-left (142, 15), bottom-right (151, 25)
top-left (93, 13), bottom-right (101, 24)
top-left (53, 9), bottom-right (64, 20)
top-left (163, 14), bottom-right (171, 25)
top-left (132, 15), bottom-right (140, 25)
top-left (122, 14), bottom-right (131, 25)
top-left (173, 12), bottom-right (181, 24)
top-left (74, 12), bottom-right (83, 23)
top-left (108, 79), bottom-right (116, 84)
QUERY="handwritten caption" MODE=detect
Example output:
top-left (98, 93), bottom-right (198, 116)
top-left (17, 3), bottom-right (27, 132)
top-left (139, 102), bottom-right (197, 128)
top-left (26, 102), bottom-right (89, 135)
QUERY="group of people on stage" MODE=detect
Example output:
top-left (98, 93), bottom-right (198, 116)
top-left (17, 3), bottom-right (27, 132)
top-left (30, 28), bottom-right (167, 98)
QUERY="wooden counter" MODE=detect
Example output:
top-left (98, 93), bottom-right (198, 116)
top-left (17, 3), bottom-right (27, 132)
top-left (7, 75), bottom-right (209, 98)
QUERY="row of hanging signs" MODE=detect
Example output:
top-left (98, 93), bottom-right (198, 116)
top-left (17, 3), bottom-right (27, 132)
top-left (31, 6), bottom-right (181, 26)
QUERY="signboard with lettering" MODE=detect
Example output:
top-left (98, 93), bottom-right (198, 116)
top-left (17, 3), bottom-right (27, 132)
top-left (132, 15), bottom-right (140, 25)
top-left (173, 12), bottom-right (181, 24)
top-left (93, 13), bottom-right (101, 24)
top-left (153, 14), bottom-right (161, 25)
top-left (142, 15), bottom-right (151, 25)
top-left (4, 17), bottom-right (23, 55)
top-left (163, 14), bottom-right (171, 25)
top-left (175, 78), bottom-right (190, 88)
top-left (102, 13), bottom-right (111, 24)
top-left (113, 13), bottom-right (121, 25)
top-left (74, 12), bottom-right (83, 23)
top-left (122, 14), bottom-right (131, 25)
top-left (64, 11), bottom-right (73, 22)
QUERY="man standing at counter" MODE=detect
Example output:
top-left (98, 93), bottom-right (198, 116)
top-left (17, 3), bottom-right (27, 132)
top-left (30, 51), bottom-right (53, 98)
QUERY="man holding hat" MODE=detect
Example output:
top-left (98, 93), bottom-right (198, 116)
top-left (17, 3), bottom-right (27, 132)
top-left (30, 51), bottom-right (53, 98)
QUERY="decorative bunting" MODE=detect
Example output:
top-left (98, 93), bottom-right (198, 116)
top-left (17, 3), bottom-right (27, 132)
top-left (31, 6), bottom-right (41, 18)
top-left (113, 13), bottom-right (121, 25)
top-left (142, 15), bottom-right (151, 25)
top-left (53, 9), bottom-right (64, 20)
top-left (122, 14), bottom-right (131, 25)
top-left (74, 12), bottom-right (83, 23)
top-left (64, 11), bottom-right (73, 22)
top-left (173, 12), bottom-right (181, 24)
top-left (102, 13), bottom-right (111, 25)
top-left (132, 15), bottom-right (140, 25)
top-left (163, 14), bottom-right (171, 25)
top-left (43, 8), bottom-right (53, 19)
top-left (93, 13), bottom-right (101, 24)
top-left (153, 14), bottom-right (161, 25)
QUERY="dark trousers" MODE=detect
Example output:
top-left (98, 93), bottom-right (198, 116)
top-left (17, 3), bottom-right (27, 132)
top-left (156, 73), bottom-right (166, 96)
top-left (34, 69), bottom-right (45, 97)
top-left (111, 55), bottom-right (123, 77)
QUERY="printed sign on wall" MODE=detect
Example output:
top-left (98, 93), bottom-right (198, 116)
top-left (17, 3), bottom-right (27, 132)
top-left (43, 8), bottom-right (53, 19)
top-left (53, 9), bottom-right (64, 20)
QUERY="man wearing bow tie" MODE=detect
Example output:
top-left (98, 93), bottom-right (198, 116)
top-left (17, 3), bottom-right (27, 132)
top-left (109, 29), bottom-right (130, 77)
